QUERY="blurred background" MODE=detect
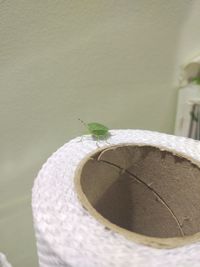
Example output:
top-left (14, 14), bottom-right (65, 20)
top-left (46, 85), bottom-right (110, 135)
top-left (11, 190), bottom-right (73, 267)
top-left (1, 0), bottom-right (200, 266)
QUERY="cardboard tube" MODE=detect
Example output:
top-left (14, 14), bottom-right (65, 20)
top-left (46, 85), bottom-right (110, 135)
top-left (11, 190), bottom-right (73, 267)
top-left (75, 145), bottom-right (200, 248)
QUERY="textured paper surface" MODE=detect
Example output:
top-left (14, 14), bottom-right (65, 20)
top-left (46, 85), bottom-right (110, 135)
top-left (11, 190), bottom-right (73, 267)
top-left (32, 130), bottom-right (200, 267)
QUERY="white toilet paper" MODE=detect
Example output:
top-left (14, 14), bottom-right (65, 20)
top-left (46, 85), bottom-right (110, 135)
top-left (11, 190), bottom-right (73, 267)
top-left (0, 253), bottom-right (12, 267)
top-left (32, 130), bottom-right (200, 267)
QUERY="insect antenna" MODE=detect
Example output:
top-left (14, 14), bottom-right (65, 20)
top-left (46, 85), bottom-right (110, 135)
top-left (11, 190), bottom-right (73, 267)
top-left (78, 118), bottom-right (88, 128)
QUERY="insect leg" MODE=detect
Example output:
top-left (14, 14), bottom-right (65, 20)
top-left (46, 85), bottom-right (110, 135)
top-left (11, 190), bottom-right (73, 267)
top-left (96, 136), bottom-right (101, 148)
top-left (76, 135), bottom-right (89, 143)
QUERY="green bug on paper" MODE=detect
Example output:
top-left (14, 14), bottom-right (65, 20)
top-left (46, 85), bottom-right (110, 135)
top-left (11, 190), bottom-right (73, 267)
top-left (78, 119), bottom-right (110, 140)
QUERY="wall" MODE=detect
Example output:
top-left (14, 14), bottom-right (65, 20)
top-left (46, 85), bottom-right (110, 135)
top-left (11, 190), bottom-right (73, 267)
top-left (176, 0), bottom-right (200, 68)
top-left (0, 1), bottom-right (199, 266)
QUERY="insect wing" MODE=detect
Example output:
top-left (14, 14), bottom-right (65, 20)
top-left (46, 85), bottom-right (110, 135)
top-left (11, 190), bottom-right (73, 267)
top-left (87, 122), bottom-right (109, 136)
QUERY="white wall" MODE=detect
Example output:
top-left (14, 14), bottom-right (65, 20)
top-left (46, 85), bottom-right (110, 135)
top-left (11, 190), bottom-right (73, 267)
top-left (0, 1), bottom-right (200, 266)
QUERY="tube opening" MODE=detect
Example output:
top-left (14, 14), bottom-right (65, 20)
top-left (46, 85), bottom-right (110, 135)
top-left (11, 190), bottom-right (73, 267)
top-left (75, 145), bottom-right (200, 248)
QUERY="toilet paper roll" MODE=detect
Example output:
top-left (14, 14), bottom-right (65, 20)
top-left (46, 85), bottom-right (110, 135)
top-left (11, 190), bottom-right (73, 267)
top-left (32, 130), bottom-right (200, 267)
top-left (0, 253), bottom-right (12, 267)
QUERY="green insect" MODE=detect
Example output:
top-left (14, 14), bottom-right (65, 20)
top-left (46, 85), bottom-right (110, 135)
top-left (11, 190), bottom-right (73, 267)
top-left (78, 119), bottom-right (110, 140)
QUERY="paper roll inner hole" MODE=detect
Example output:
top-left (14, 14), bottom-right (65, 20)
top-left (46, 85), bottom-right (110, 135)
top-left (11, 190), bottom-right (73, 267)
top-left (77, 145), bottom-right (200, 241)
